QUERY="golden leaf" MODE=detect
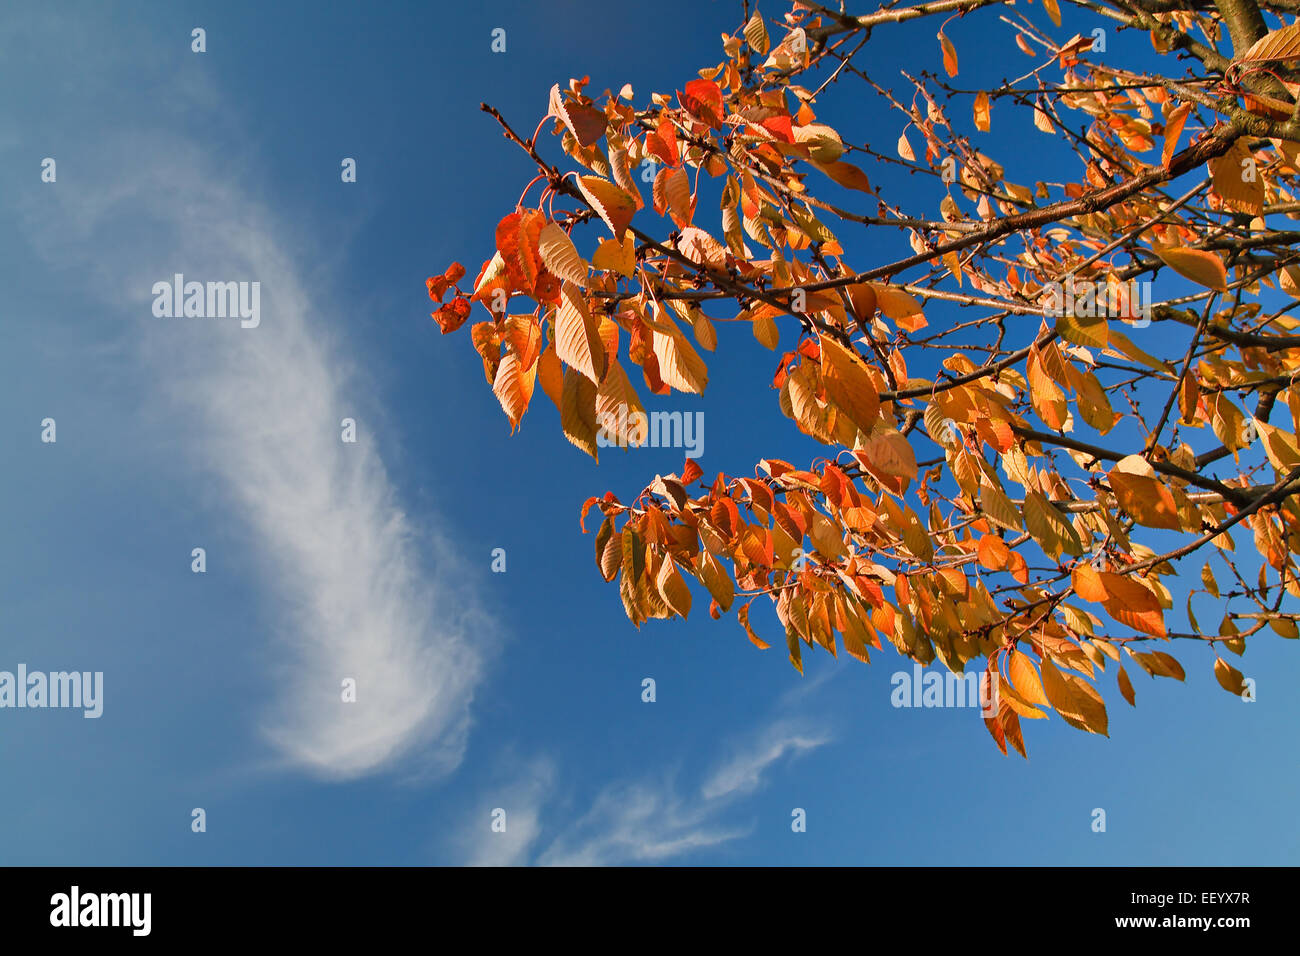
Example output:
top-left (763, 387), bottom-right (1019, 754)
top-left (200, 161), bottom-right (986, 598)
top-left (555, 281), bottom-right (607, 385)
top-left (1040, 657), bottom-right (1109, 735)
top-left (560, 366), bottom-right (599, 460)
top-left (818, 335), bottom-right (881, 434)
top-left (652, 320), bottom-right (709, 394)
top-left (578, 176), bottom-right (637, 240)
top-left (592, 236), bottom-right (636, 277)
top-left (1010, 649), bottom-right (1049, 706)
top-left (538, 222), bottom-right (590, 287)
top-left (973, 90), bottom-right (990, 132)
top-left (491, 350), bottom-right (536, 431)
top-left (1154, 246), bottom-right (1228, 291)
top-left (1214, 656), bottom-right (1247, 695)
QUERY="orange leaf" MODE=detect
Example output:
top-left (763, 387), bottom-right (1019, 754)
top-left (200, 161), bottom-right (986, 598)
top-left (578, 176), bottom-right (637, 240)
top-left (938, 30), bottom-right (959, 77)
top-left (1154, 246), bottom-right (1228, 291)
top-left (680, 78), bottom-right (725, 128)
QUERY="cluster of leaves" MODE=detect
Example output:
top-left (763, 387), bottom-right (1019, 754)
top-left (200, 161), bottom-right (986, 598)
top-left (427, 0), bottom-right (1300, 755)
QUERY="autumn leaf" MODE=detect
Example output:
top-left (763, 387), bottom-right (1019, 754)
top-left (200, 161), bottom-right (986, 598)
top-left (1040, 657), bottom-right (1109, 736)
top-left (560, 366), bottom-right (600, 460)
top-left (555, 281), bottom-right (607, 385)
top-left (593, 236), bottom-right (636, 277)
top-left (538, 222), bottom-right (590, 287)
top-left (427, 0), bottom-right (1300, 757)
top-left (1107, 470), bottom-right (1182, 531)
top-left (578, 176), bottom-right (638, 240)
top-left (1213, 656), bottom-right (1247, 696)
top-left (938, 30), bottom-right (959, 77)
top-left (818, 335), bottom-right (881, 434)
top-left (492, 350), bottom-right (537, 431)
top-left (652, 319), bottom-right (709, 394)
top-left (1009, 649), bottom-right (1049, 706)
top-left (973, 91), bottom-right (990, 131)
top-left (680, 78), bottom-right (725, 128)
top-left (1154, 246), bottom-right (1228, 291)
top-left (432, 295), bottom-right (472, 334)
top-left (548, 83), bottom-right (607, 147)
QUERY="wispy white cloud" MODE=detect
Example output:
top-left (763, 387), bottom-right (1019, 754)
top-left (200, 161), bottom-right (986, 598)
top-left (534, 774), bottom-right (748, 866)
top-left (15, 122), bottom-right (489, 779)
top-left (464, 718), bottom-right (830, 865)
top-left (458, 756), bottom-right (556, 867)
top-left (701, 719), bottom-right (830, 801)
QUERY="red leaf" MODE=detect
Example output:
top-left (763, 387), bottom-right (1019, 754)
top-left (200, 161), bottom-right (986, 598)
top-left (426, 262), bottom-right (466, 303)
top-left (680, 79), bottom-right (725, 128)
top-left (432, 295), bottom-right (471, 334)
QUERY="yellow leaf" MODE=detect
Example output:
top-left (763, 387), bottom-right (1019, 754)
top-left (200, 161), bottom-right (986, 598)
top-left (1034, 104), bottom-right (1054, 133)
top-left (1091, 573), bottom-right (1166, 637)
top-left (652, 321), bottom-right (709, 394)
top-left (977, 533), bottom-right (1010, 570)
top-left (857, 429), bottom-right (917, 490)
top-left (744, 10), bottom-right (770, 54)
top-left (1214, 656), bottom-right (1247, 695)
top-left (656, 556), bottom-right (692, 619)
top-left (1040, 657), bottom-right (1109, 735)
top-left (871, 283), bottom-right (924, 322)
top-left (592, 236), bottom-right (636, 277)
top-left (980, 478), bottom-right (1023, 532)
top-left (538, 222), bottom-right (590, 287)
top-left (692, 310), bottom-right (717, 352)
top-left (595, 359), bottom-right (647, 448)
top-left (1024, 490), bottom-right (1083, 559)
top-left (697, 551), bottom-right (734, 612)
top-left (753, 312), bottom-right (779, 349)
top-left (1043, 0), bottom-right (1062, 27)
top-left (560, 366), bottom-right (599, 460)
top-left (813, 159), bottom-right (872, 192)
top-left (1055, 309), bottom-right (1108, 349)
top-left (555, 281), bottom-right (607, 385)
top-left (1201, 561), bottom-right (1220, 598)
top-left (897, 130), bottom-right (916, 162)
top-left (1106, 327), bottom-right (1169, 372)
top-left (1210, 139), bottom-right (1264, 215)
top-left (1269, 616), bottom-right (1299, 638)
top-left (1128, 649), bottom-right (1185, 680)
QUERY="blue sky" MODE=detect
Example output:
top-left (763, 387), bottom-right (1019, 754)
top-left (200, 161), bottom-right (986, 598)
top-left (0, 0), bottom-right (1296, 866)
